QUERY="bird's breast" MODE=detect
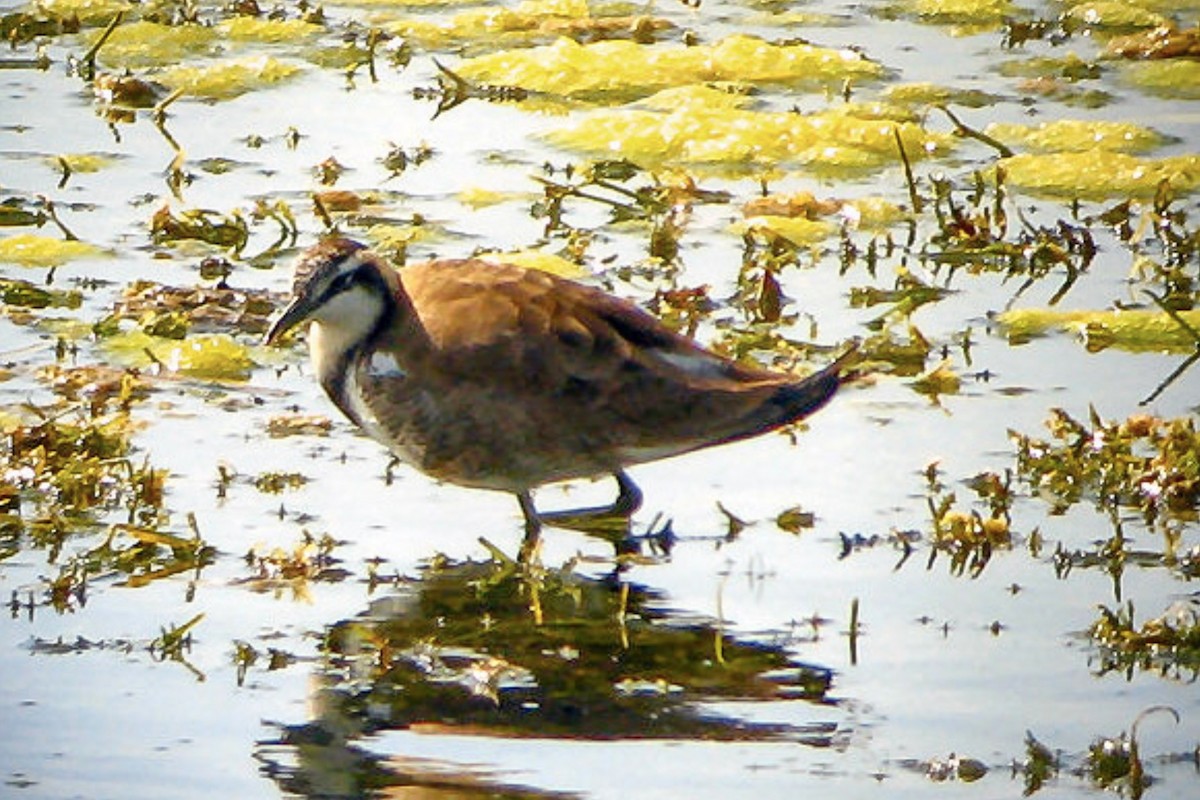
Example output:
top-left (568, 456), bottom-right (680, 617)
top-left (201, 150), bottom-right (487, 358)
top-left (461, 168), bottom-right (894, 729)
top-left (338, 349), bottom-right (429, 466)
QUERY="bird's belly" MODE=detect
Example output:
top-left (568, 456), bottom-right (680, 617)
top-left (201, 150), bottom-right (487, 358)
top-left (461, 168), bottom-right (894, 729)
top-left (345, 361), bottom-right (610, 494)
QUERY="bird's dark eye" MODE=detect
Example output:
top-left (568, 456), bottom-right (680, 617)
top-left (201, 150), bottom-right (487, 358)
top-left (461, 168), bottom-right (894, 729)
top-left (325, 268), bottom-right (359, 297)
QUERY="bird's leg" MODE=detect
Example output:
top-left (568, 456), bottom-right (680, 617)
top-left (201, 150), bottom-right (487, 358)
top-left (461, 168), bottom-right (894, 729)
top-left (526, 470), bottom-right (643, 535)
top-left (610, 469), bottom-right (643, 516)
top-left (517, 491), bottom-right (542, 563)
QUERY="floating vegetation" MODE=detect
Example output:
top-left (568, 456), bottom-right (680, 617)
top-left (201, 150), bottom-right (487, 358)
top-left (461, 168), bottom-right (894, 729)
top-left (532, 158), bottom-right (727, 253)
top-left (1063, 1), bottom-right (1169, 30)
top-left (1014, 715), bottom-right (1187, 798)
top-left (1085, 708), bottom-right (1181, 798)
top-left (910, 358), bottom-right (962, 399)
top-left (743, 191), bottom-right (907, 230)
top-left (1118, 59), bottom-right (1200, 101)
top-left (101, 330), bottom-right (257, 381)
top-left (109, 279), bottom-right (278, 337)
top-left (922, 752), bottom-right (989, 782)
top-left (1011, 408), bottom-right (1200, 524)
top-left (45, 151), bottom-right (119, 175)
top-left (0, 234), bottom-right (106, 267)
top-left (999, 150), bottom-right (1200, 199)
top-left (996, 308), bottom-right (1200, 352)
top-left (386, 0), bottom-right (670, 51)
top-left (1105, 25), bottom-right (1200, 59)
top-left (0, 277), bottom-right (82, 309)
top-left (923, 463), bottom-right (1013, 577)
top-left (455, 35), bottom-right (884, 103)
top-left (241, 532), bottom-right (348, 594)
top-left (37, 363), bottom-right (151, 412)
top-left (736, 215), bottom-right (836, 247)
top-left (253, 471), bottom-right (309, 494)
top-left (92, 71), bottom-right (168, 109)
top-left (3, 408), bottom-right (140, 520)
top-left (884, 0), bottom-right (1021, 28)
top-left (221, 17), bottom-right (323, 44)
top-left (156, 56), bottom-right (304, 100)
top-left (35, 0), bottom-right (130, 26)
top-left (53, 521), bottom-right (214, 603)
top-left (315, 556), bottom-right (836, 741)
top-left (997, 52), bottom-right (1102, 81)
top-left (1090, 601), bottom-right (1200, 678)
top-left (1018, 731), bottom-right (1060, 795)
top-left (0, 393), bottom-right (209, 611)
top-left (881, 81), bottom-right (1003, 108)
top-left (94, 21), bottom-right (219, 69)
top-left (150, 205), bottom-right (249, 252)
top-left (545, 86), bottom-right (948, 174)
top-left (983, 120), bottom-right (1169, 154)
top-left (265, 414), bottom-right (332, 438)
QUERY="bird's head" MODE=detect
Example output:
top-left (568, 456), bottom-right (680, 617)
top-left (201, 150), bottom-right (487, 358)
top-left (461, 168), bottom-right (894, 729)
top-left (265, 238), bottom-right (393, 348)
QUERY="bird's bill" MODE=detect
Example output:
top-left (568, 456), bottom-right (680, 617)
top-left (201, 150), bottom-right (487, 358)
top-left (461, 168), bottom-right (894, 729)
top-left (264, 295), bottom-right (314, 346)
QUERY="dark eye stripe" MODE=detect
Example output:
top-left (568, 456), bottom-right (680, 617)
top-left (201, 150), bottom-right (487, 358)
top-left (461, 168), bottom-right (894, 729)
top-left (330, 270), bottom-right (357, 292)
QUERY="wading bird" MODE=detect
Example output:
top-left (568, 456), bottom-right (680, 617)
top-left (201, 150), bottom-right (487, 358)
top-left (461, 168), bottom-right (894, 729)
top-left (267, 238), bottom-right (853, 555)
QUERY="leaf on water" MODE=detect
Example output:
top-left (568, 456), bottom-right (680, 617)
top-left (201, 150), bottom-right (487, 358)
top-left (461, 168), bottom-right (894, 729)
top-left (0, 234), bottom-right (106, 267)
top-left (0, 277), bottom-right (82, 309)
top-left (221, 17), bottom-right (323, 43)
top-left (364, 221), bottom-right (451, 255)
top-left (36, 0), bottom-right (131, 25)
top-left (984, 120), bottom-right (1169, 153)
top-left (998, 150), bottom-right (1200, 199)
top-left (457, 186), bottom-right (511, 208)
top-left (996, 307), bottom-right (1200, 352)
top-left (1065, 1), bottom-right (1169, 29)
top-left (845, 196), bottom-right (910, 228)
top-left (253, 471), bottom-right (309, 493)
top-left (742, 192), bottom-right (907, 231)
top-left (776, 506), bottom-right (815, 533)
top-left (266, 414), bottom-right (332, 438)
top-left (385, 0), bottom-right (658, 50)
top-left (997, 52), bottom-right (1100, 81)
top-left (910, 358), bottom-right (961, 397)
top-left (332, 0), bottom-right (479, 7)
top-left (546, 87), bottom-right (949, 174)
top-left (102, 330), bottom-right (256, 381)
top-left (1106, 24), bottom-right (1200, 60)
top-left (48, 152), bottom-right (119, 173)
top-left (1118, 59), bottom-right (1200, 101)
top-left (456, 35), bottom-right (884, 102)
top-left (157, 56), bottom-right (304, 101)
top-left (96, 21), bottom-right (218, 69)
top-left (882, 81), bottom-right (1004, 108)
top-left (735, 216), bottom-right (836, 247)
top-left (887, 0), bottom-right (1020, 26)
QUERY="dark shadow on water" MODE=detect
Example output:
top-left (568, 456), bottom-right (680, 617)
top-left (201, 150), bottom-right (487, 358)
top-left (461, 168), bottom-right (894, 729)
top-left (256, 554), bottom-right (840, 797)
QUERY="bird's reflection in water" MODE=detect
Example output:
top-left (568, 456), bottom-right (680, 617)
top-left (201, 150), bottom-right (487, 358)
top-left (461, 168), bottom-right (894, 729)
top-left (257, 553), bottom-right (840, 798)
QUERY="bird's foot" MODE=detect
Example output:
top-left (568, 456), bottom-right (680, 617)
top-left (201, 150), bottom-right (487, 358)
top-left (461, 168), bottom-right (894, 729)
top-left (517, 471), bottom-right (644, 560)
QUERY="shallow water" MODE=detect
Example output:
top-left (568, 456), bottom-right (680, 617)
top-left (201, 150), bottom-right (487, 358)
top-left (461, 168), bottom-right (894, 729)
top-left (2, 0), bottom-right (1200, 797)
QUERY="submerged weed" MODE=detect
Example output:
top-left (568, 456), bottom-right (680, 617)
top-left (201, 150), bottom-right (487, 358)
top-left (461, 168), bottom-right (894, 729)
top-left (1012, 408), bottom-right (1200, 526)
top-left (241, 532), bottom-right (348, 597)
top-left (924, 463), bottom-right (1014, 577)
top-left (1089, 601), bottom-right (1200, 679)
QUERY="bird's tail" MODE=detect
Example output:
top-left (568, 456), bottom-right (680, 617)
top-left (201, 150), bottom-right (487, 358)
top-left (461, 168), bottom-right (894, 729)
top-left (758, 341), bottom-right (860, 432)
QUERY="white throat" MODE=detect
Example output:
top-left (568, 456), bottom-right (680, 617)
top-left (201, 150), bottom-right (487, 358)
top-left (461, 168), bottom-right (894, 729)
top-left (305, 285), bottom-right (386, 384)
